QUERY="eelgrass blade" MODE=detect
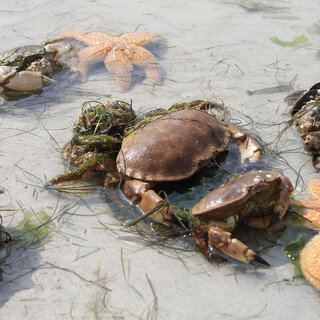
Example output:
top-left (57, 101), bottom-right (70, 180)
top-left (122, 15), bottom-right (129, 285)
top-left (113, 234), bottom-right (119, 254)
top-left (125, 202), bottom-right (167, 227)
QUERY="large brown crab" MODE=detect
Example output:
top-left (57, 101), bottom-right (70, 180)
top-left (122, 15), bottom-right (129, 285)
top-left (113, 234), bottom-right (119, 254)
top-left (117, 100), bottom-right (262, 224)
top-left (50, 100), bottom-right (293, 265)
top-left (285, 82), bottom-right (320, 170)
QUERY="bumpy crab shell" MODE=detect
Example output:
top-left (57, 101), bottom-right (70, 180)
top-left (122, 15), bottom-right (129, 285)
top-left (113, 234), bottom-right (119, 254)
top-left (287, 82), bottom-right (320, 170)
top-left (117, 108), bottom-right (230, 181)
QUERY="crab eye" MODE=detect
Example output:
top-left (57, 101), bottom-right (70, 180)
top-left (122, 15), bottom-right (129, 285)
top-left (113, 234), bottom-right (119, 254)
top-left (15, 55), bottom-right (22, 61)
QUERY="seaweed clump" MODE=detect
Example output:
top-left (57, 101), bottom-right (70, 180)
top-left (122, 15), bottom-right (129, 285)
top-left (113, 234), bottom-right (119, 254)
top-left (49, 100), bottom-right (138, 186)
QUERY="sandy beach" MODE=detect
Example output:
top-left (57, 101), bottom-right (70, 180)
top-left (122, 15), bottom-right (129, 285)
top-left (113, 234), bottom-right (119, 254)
top-left (1, 0), bottom-right (319, 319)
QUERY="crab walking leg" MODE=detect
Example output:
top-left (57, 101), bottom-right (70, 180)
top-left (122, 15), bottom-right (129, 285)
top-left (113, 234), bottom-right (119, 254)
top-left (244, 176), bottom-right (293, 229)
top-left (53, 44), bottom-right (74, 59)
top-left (123, 180), bottom-right (173, 225)
top-left (71, 134), bottom-right (120, 148)
top-left (207, 226), bottom-right (270, 266)
top-left (49, 156), bottom-right (115, 185)
top-left (228, 123), bottom-right (262, 163)
top-left (268, 175), bottom-right (293, 228)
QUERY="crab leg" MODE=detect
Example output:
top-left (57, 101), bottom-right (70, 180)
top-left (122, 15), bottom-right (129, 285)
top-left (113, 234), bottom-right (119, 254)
top-left (123, 180), bottom-right (173, 225)
top-left (228, 123), bottom-right (261, 163)
top-left (71, 134), bottom-right (121, 148)
top-left (268, 175), bottom-right (293, 228)
top-left (48, 155), bottom-right (115, 185)
top-left (207, 226), bottom-right (270, 266)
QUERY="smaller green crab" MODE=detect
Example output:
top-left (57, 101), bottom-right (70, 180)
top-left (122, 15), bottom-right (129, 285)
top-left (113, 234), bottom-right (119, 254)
top-left (49, 100), bottom-right (137, 186)
top-left (0, 38), bottom-right (74, 101)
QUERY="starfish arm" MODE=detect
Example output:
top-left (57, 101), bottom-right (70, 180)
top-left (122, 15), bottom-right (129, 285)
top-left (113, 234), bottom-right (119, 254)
top-left (119, 31), bottom-right (161, 46)
top-left (78, 45), bottom-right (110, 81)
top-left (57, 30), bottom-right (114, 46)
top-left (130, 45), bottom-right (161, 85)
top-left (104, 48), bottom-right (133, 91)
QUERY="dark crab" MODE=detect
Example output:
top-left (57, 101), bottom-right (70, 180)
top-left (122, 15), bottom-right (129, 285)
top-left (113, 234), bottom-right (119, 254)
top-left (0, 189), bottom-right (11, 246)
top-left (50, 100), bottom-right (293, 265)
top-left (191, 170), bottom-right (293, 265)
top-left (286, 82), bottom-right (320, 170)
top-left (0, 38), bottom-right (74, 101)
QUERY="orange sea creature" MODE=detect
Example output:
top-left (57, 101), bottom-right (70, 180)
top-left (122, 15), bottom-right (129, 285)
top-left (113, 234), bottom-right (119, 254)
top-left (57, 30), bottom-right (162, 91)
top-left (300, 233), bottom-right (320, 291)
top-left (308, 178), bottom-right (320, 199)
top-left (295, 178), bottom-right (320, 290)
top-left (295, 199), bottom-right (320, 229)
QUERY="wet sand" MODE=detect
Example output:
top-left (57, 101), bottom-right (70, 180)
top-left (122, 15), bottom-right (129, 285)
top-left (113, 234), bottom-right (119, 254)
top-left (0, 0), bottom-right (319, 319)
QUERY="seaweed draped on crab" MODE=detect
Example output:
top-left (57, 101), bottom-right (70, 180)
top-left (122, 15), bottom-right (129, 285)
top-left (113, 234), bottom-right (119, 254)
top-left (49, 99), bottom-right (137, 186)
top-left (0, 38), bottom-right (74, 101)
top-left (49, 99), bottom-right (293, 266)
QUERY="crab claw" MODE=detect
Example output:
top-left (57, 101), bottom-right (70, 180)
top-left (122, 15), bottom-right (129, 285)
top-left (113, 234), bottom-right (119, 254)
top-left (207, 226), bottom-right (270, 266)
top-left (0, 66), bottom-right (16, 83)
top-left (3, 70), bottom-right (55, 91)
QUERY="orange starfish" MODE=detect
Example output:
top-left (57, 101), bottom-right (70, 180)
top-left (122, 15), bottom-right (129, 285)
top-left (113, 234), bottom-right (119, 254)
top-left (294, 179), bottom-right (320, 291)
top-left (296, 178), bottom-right (320, 229)
top-left (58, 30), bottom-right (162, 91)
top-left (300, 233), bottom-right (320, 291)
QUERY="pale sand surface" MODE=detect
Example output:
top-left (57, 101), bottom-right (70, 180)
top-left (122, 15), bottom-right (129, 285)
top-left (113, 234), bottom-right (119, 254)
top-left (1, 0), bottom-right (320, 319)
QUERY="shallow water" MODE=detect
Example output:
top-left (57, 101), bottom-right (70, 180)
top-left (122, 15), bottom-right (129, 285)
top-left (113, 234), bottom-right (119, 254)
top-left (1, 0), bottom-right (320, 319)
